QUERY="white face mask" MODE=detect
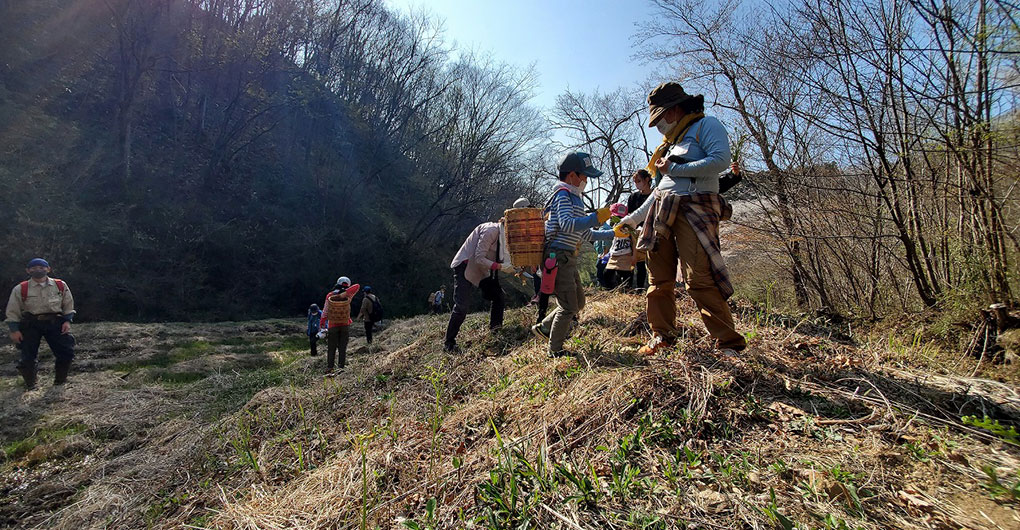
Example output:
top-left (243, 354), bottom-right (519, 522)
top-left (578, 176), bottom-right (588, 192)
top-left (656, 120), bottom-right (677, 135)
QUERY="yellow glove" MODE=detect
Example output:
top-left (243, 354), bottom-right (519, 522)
top-left (614, 224), bottom-right (632, 238)
top-left (596, 207), bottom-right (611, 224)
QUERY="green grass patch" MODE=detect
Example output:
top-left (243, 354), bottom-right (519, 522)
top-left (200, 354), bottom-right (313, 418)
top-left (279, 335), bottom-right (310, 351)
top-left (213, 337), bottom-right (250, 346)
top-left (3, 422), bottom-right (89, 460)
top-left (147, 370), bottom-right (208, 385)
top-left (113, 340), bottom-right (214, 372)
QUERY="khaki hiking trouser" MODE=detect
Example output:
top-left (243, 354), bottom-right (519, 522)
top-left (645, 213), bottom-right (745, 350)
top-left (537, 250), bottom-right (584, 353)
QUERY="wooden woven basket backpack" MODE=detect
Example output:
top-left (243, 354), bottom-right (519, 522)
top-left (325, 292), bottom-right (351, 324)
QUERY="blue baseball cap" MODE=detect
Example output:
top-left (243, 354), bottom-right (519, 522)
top-left (27, 258), bottom-right (49, 268)
top-left (557, 151), bottom-right (603, 178)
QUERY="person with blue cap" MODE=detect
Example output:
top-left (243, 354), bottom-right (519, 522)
top-left (531, 152), bottom-right (615, 358)
top-left (5, 258), bottom-right (76, 389)
top-left (307, 304), bottom-right (322, 357)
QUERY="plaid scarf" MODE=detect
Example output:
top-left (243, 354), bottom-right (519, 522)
top-left (636, 190), bottom-right (734, 298)
top-left (645, 111), bottom-right (706, 180)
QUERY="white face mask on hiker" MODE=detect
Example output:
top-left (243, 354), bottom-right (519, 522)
top-left (656, 120), bottom-right (677, 135)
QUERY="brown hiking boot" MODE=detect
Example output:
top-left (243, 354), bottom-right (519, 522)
top-left (638, 335), bottom-right (674, 356)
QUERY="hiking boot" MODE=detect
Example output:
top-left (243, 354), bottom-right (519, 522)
top-left (547, 349), bottom-right (574, 358)
top-left (638, 335), bottom-right (674, 356)
top-left (443, 342), bottom-right (462, 354)
top-left (20, 368), bottom-right (37, 390)
top-left (531, 324), bottom-right (550, 342)
top-left (54, 360), bottom-right (71, 385)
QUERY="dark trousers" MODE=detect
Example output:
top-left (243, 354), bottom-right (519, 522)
top-left (596, 260), bottom-right (609, 288)
top-left (326, 326), bottom-right (350, 370)
top-left (364, 321), bottom-right (374, 344)
top-left (309, 335), bottom-right (318, 356)
top-left (634, 261), bottom-right (648, 290)
top-left (444, 262), bottom-right (504, 347)
top-left (537, 294), bottom-right (550, 323)
top-left (604, 269), bottom-right (634, 289)
top-left (19, 318), bottom-right (75, 372)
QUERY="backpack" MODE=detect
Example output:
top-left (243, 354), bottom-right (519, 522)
top-left (428, 292), bottom-right (437, 304)
top-left (20, 279), bottom-right (66, 302)
top-left (369, 295), bottom-right (384, 322)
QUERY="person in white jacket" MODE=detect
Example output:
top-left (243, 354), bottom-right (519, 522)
top-left (443, 207), bottom-right (514, 353)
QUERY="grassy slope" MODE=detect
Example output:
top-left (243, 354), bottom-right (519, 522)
top-left (1, 292), bottom-right (1019, 529)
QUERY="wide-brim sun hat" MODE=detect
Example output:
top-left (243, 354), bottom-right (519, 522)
top-left (647, 82), bottom-right (703, 127)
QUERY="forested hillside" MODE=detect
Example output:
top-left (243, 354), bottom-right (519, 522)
top-left (0, 0), bottom-right (546, 321)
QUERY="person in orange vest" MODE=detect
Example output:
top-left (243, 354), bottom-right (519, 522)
top-left (5, 258), bottom-right (76, 389)
top-left (319, 276), bottom-right (360, 373)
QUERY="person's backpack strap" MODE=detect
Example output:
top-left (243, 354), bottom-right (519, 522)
top-left (18, 279), bottom-right (63, 302)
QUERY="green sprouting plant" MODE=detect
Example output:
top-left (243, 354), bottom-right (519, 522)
top-left (758, 487), bottom-right (796, 530)
top-left (682, 446), bottom-right (703, 469)
top-left (228, 414), bottom-right (260, 473)
top-left (524, 379), bottom-right (553, 401)
top-left (482, 373), bottom-right (513, 397)
top-left (638, 411), bottom-right (681, 446)
top-left (383, 399), bottom-right (399, 443)
top-left (348, 425), bottom-right (377, 530)
top-left (288, 438), bottom-right (306, 471)
top-left (962, 416), bottom-right (1020, 446)
top-left (828, 464), bottom-right (861, 484)
top-left (608, 461), bottom-right (641, 501)
top-left (980, 465), bottom-right (1020, 502)
top-left (601, 424), bottom-right (645, 465)
top-left (903, 441), bottom-right (934, 462)
top-left (421, 361), bottom-right (449, 483)
top-left (476, 421), bottom-right (549, 528)
top-left (556, 461), bottom-right (604, 508)
top-left (713, 452), bottom-right (735, 479)
top-left (818, 513), bottom-right (858, 530)
top-left (623, 509), bottom-right (666, 530)
top-left (402, 498), bottom-right (438, 530)
top-left (771, 459), bottom-right (789, 475)
top-left (661, 455), bottom-right (682, 487)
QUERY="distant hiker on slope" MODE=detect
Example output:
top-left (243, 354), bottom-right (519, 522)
top-left (358, 286), bottom-right (382, 345)
top-left (432, 286), bottom-right (445, 314)
top-left (443, 203), bottom-right (516, 353)
top-left (5, 258), bottom-right (76, 389)
top-left (616, 82), bottom-right (746, 357)
top-left (531, 152), bottom-right (614, 358)
top-left (319, 277), bottom-right (360, 373)
top-left (307, 304), bottom-right (322, 357)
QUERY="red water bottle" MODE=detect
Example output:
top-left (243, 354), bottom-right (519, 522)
top-left (540, 252), bottom-right (558, 294)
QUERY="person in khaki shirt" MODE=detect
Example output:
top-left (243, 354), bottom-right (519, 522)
top-left (5, 258), bottom-right (76, 389)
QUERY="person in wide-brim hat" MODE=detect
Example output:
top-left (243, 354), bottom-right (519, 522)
top-left (615, 82), bottom-right (746, 358)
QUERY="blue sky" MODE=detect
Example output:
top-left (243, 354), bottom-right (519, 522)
top-left (383, 0), bottom-right (659, 111)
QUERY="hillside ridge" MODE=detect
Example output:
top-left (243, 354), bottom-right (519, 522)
top-left (1, 291), bottom-right (1018, 529)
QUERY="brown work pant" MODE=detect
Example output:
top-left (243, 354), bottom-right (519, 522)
top-left (645, 214), bottom-right (745, 350)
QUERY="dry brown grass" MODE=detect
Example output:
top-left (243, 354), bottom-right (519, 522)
top-left (2, 297), bottom-right (1019, 529)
